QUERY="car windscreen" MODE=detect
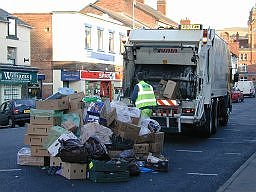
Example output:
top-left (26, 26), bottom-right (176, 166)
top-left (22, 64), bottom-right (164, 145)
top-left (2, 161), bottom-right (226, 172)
top-left (14, 100), bottom-right (36, 108)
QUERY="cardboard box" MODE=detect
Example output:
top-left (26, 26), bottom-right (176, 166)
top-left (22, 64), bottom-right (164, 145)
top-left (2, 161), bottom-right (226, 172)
top-left (17, 147), bottom-right (45, 166)
top-left (61, 120), bottom-right (77, 132)
top-left (67, 92), bottom-right (85, 102)
top-left (17, 154), bottom-right (45, 166)
top-left (24, 134), bottom-right (47, 146)
top-left (131, 117), bottom-right (140, 125)
top-left (149, 142), bottom-right (164, 154)
top-left (27, 124), bottom-right (53, 135)
top-left (62, 162), bottom-right (87, 180)
top-left (36, 97), bottom-right (69, 110)
top-left (47, 131), bottom-right (78, 156)
top-left (31, 145), bottom-right (50, 157)
top-left (135, 133), bottom-right (155, 144)
top-left (163, 80), bottom-right (177, 99)
top-left (69, 101), bottom-right (84, 110)
top-left (114, 120), bottom-right (140, 141)
top-left (50, 157), bottom-right (63, 167)
top-left (152, 132), bottom-right (165, 143)
top-left (100, 108), bottom-right (117, 126)
top-left (30, 116), bottom-right (61, 125)
top-left (134, 143), bottom-right (149, 154)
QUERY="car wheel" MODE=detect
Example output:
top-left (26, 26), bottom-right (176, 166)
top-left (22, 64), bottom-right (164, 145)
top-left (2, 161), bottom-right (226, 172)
top-left (8, 118), bottom-right (15, 128)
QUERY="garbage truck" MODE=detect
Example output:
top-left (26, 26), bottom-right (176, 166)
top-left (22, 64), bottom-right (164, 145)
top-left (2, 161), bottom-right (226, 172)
top-left (122, 25), bottom-right (232, 137)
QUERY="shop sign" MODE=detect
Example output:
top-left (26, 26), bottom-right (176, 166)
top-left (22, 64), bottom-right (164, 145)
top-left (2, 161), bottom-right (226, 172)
top-left (61, 70), bottom-right (80, 81)
top-left (0, 71), bottom-right (37, 84)
top-left (80, 71), bottom-right (121, 81)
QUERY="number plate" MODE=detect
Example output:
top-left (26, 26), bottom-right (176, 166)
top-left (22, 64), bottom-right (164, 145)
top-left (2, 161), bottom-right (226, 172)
top-left (24, 109), bottom-right (30, 113)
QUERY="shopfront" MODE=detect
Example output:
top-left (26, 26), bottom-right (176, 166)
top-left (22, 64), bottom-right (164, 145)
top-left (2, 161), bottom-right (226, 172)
top-left (80, 70), bottom-right (122, 101)
top-left (0, 67), bottom-right (38, 104)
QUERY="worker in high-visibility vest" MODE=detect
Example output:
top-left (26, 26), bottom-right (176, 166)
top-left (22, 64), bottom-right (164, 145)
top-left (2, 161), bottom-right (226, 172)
top-left (131, 72), bottom-right (157, 118)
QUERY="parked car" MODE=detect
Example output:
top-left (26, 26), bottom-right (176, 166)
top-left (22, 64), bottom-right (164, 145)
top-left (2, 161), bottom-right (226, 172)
top-left (231, 87), bottom-right (244, 103)
top-left (0, 99), bottom-right (36, 128)
top-left (235, 80), bottom-right (255, 97)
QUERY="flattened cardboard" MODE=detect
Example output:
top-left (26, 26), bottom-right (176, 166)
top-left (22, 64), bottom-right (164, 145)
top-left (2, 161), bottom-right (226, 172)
top-left (163, 80), bottom-right (177, 99)
top-left (17, 154), bottom-right (45, 166)
top-left (67, 92), bottom-right (85, 102)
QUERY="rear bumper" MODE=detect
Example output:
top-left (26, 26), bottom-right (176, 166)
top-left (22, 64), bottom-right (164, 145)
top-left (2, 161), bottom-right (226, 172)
top-left (13, 114), bottom-right (30, 122)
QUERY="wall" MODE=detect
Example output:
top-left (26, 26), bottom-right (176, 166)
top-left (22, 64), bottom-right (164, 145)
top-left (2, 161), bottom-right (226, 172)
top-left (14, 13), bottom-right (53, 98)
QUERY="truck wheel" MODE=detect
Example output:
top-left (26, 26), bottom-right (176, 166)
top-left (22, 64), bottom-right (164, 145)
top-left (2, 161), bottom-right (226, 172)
top-left (212, 102), bottom-right (218, 134)
top-left (8, 118), bottom-right (15, 128)
top-left (201, 107), bottom-right (213, 138)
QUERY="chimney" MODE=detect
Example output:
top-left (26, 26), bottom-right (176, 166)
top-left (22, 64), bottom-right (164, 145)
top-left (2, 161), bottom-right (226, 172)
top-left (157, 0), bottom-right (166, 15)
top-left (180, 18), bottom-right (191, 25)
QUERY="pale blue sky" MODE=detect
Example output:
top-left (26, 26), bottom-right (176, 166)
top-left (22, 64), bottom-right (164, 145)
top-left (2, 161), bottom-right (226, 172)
top-left (0, 0), bottom-right (255, 29)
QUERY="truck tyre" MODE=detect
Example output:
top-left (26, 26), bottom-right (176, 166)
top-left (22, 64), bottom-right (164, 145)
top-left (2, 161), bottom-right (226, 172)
top-left (201, 106), bottom-right (213, 138)
top-left (212, 101), bottom-right (218, 134)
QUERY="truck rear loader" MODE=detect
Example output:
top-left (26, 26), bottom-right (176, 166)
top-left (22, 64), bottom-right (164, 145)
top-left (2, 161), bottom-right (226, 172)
top-left (123, 25), bottom-right (232, 137)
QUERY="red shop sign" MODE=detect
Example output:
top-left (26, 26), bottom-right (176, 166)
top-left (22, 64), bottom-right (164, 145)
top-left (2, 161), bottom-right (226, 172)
top-left (80, 71), bottom-right (120, 80)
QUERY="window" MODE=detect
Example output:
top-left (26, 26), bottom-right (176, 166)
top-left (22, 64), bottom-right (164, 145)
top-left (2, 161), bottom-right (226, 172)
top-left (239, 64), bottom-right (247, 72)
top-left (240, 76), bottom-right (248, 81)
top-left (7, 17), bottom-right (16, 36)
top-left (240, 54), bottom-right (243, 61)
top-left (7, 47), bottom-right (17, 65)
top-left (97, 29), bottom-right (103, 51)
top-left (85, 26), bottom-right (91, 49)
top-left (244, 54), bottom-right (247, 61)
top-left (109, 31), bottom-right (114, 53)
top-left (119, 34), bottom-right (126, 54)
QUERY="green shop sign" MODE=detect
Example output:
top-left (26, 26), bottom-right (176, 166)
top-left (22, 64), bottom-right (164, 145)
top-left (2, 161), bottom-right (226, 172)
top-left (0, 71), bottom-right (37, 84)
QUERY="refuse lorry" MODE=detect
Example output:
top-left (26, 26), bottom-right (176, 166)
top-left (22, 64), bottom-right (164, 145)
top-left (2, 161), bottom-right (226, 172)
top-left (122, 25), bottom-right (232, 137)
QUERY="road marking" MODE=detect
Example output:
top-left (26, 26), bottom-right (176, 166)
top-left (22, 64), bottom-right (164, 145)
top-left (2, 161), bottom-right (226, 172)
top-left (187, 172), bottom-right (218, 176)
top-left (221, 141), bottom-right (244, 144)
top-left (208, 137), bottom-right (224, 140)
top-left (176, 150), bottom-right (203, 153)
top-left (0, 169), bottom-right (22, 172)
top-left (243, 139), bottom-right (256, 142)
top-left (224, 153), bottom-right (241, 155)
top-left (224, 129), bottom-right (241, 132)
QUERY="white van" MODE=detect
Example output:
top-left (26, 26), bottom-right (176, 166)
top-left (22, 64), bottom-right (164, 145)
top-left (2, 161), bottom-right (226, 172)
top-left (235, 81), bottom-right (255, 97)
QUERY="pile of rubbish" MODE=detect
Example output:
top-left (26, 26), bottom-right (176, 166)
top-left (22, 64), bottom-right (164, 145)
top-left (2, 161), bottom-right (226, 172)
top-left (17, 89), bottom-right (169, 182)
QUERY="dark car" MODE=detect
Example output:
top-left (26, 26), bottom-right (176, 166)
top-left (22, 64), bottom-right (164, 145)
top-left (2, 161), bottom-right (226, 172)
top-left (0, 99), bottom-right (36, 128)
top-left (231, 87), bottom-right (244, 103)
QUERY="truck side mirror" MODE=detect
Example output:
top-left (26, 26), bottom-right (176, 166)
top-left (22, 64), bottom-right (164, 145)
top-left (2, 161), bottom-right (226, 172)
top-left (234, 73), bottom-right (239, 82)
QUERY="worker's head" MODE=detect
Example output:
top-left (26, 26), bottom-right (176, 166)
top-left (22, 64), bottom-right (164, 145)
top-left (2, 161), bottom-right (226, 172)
top-left (136, 72), bottom-right (144, 81)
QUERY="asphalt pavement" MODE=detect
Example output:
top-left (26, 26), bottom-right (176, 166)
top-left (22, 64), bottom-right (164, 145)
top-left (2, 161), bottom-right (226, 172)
top-left (217, 152), bottom-right (256, 192)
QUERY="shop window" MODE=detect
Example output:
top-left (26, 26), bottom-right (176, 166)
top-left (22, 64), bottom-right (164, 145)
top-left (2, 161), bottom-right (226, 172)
top-left (63, 81), bottom-right (69, 88)
top-left (7, 46), bottom-right (17, 65)
top-left (85, 26), bottom-right (91, 49)
top-left (109, 31), bottom-right (114, 53)
top-left (7, 17), bottom-right (17, 37)
top-left (2, 85), bottom-right (21, 101)
top-left (97, 28), bottom-right (103, 51)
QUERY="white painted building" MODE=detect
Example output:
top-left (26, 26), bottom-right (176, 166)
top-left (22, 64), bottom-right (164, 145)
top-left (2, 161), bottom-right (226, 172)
top-left (0, 9), bottom-right (38, 104)
top-left (52, 11), bottom-right (129, 99)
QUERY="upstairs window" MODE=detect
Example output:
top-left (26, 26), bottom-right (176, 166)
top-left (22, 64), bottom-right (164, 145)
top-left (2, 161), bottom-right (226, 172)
top-left (119, 34), bottom-right (126, 54)
top-left (109, 31), bottom-right (114, 53)
top-left (97, 28), bottom-right (103, 51)
top-left (7, 17), bottom-right (17, 38)
top-left (85, 26), bottom-right (91, 49)
top-left (239, 63), bottom-right (247, 73)
top-left (7, 46), bottom-right (17, 65)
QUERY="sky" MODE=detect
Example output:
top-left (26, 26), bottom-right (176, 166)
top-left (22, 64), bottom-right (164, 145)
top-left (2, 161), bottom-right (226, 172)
top-left (0, 0), bottom-right (255, 29)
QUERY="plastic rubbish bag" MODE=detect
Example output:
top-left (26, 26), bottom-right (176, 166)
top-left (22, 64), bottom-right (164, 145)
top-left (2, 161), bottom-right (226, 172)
top-left (139, 118), bottom-right (161, 136)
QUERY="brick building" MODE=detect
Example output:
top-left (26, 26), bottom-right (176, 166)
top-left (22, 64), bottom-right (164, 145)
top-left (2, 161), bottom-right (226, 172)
top-left (218, 5), bottom-right (256, 83)
top-left (14, 0), bottom-right (178, 99)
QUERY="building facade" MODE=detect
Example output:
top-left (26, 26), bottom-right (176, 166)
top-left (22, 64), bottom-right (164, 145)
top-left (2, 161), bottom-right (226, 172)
top-left (14, 0), bottom-right (178, 99)
top-left (0, 9), bottom-right (38, 104)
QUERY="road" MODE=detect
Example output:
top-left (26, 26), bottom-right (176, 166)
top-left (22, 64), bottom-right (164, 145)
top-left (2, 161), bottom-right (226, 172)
top-left (0, 97), bottom-right (256, 192)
